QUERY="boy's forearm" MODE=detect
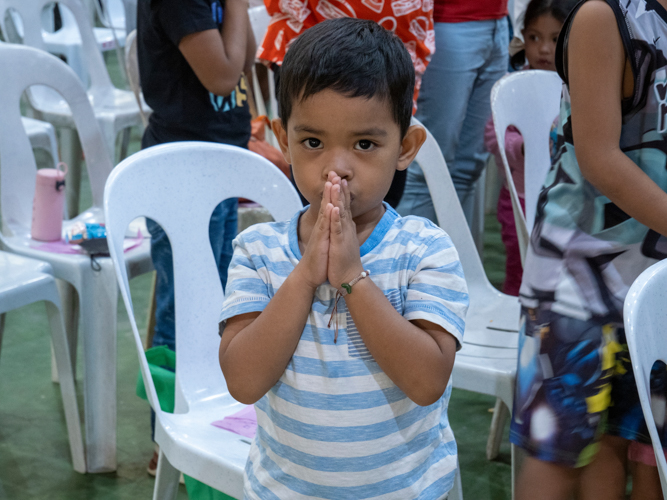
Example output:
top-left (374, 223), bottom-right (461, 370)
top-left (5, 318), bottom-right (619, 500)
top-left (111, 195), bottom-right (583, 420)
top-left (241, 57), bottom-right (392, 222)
top-left (220, 265), bottom-right (316, 404)
top-left (343, 279), bottom-right (456, 406)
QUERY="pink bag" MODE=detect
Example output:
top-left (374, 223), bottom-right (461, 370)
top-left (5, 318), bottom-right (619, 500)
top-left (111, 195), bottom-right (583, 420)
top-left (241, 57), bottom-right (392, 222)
top-left (31, 162), bottom-right (67, 242)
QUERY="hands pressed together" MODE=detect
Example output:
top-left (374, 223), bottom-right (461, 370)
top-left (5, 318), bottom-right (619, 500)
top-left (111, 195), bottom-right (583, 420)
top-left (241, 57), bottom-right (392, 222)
top-left (298, 172), bottom-right (365, 292)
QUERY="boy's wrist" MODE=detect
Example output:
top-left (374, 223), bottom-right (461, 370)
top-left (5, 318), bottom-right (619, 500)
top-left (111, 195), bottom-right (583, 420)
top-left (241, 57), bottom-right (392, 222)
top-left (290, 263), bottom-right (321, 294)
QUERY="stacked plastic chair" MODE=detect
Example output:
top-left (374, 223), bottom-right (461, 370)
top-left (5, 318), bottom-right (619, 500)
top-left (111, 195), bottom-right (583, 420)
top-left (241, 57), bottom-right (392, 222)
top-left (0, 251), bottom-right (85, 473)
top-left (0, 0), bottom-right (145, 218)
top-left (0, 43), bottom-right (152, 473)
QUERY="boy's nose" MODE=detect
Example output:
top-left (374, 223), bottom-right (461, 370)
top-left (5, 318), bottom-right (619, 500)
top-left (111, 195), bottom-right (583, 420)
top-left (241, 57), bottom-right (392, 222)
top-left (324, 152), bottom-right (353, 180)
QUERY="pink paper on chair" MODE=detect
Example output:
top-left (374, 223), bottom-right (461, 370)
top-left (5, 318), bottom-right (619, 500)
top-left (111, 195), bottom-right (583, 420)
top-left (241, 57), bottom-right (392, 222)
top-left (122, 229), bottom-right (144, 253)
top-left (211, 405), bottom-right (257, 439)
top-left (33, 239), bottom-right (82, 254)
top-left (32, 230), bottom-right (144, 255)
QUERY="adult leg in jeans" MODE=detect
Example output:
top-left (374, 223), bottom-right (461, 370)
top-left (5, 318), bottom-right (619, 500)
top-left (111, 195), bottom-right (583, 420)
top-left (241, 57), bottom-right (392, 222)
top-left (397, 19), bottom-right (508, 226)
top-left (147, 198), bottom-right (238, 351)
top-left (454, 18), bottom-right (508, 224)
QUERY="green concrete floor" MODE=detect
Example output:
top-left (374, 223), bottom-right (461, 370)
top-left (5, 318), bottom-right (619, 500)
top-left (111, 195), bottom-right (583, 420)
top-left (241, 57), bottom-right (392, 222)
top-left (0, 53), bottom-right (513, 500)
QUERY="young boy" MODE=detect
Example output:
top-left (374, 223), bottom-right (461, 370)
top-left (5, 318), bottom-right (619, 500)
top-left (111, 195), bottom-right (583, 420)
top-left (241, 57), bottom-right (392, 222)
top-left (218, 19), bottom-right (468, 499)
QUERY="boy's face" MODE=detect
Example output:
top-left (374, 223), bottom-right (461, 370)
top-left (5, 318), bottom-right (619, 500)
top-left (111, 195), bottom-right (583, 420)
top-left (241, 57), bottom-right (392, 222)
top-left (273, 89), bottom-right (425, 222)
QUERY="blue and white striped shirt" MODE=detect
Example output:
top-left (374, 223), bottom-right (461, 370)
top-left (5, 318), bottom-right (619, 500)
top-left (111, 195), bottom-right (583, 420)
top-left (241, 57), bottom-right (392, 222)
top-left (220, 205), bottom-right (468, 499)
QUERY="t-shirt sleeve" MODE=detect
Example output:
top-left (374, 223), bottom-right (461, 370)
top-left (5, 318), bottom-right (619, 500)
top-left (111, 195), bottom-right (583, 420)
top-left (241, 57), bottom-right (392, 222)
top-left (218, 234), bottom-right (271, 331)
top-left (154, 0), bottom-right (218, 47)
top-left (403, 233), bottom-right (468, 350)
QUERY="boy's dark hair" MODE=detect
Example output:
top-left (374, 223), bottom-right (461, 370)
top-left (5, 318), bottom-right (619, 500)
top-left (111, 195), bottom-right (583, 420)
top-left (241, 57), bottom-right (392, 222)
top-left (511, 0), bottom-right (579, 70)
top-left (278, 18), bottom-right (415, 137)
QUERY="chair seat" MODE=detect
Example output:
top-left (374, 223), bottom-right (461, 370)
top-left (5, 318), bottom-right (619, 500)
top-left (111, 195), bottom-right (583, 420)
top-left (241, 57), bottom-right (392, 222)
top-left (0, 252), bottom-right (54, 313)
top-left (453, 353), bottom-right (516, 409)
top-left (157, 399), bottom-right (251, 499)
top-left (464, 292), bottom-right (520, 348)
top-left (30, 85), bottom-right (144, 128)
top-left (3, 210), bottom-right (152, 285)
top-left (45, 25), bottom-right (126, 49)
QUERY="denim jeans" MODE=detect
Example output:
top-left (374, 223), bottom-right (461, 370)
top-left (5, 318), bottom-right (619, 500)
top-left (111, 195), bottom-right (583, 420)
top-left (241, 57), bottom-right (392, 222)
top-left (146, 198), bottom-right (238, 351)
top-left (397, 18), bottom-right (509, 226)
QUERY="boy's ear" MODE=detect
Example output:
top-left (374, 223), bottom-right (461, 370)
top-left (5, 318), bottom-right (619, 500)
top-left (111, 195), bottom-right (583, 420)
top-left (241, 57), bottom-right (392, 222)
top-left (396, 125), bottom-right (427, 171)
top-left (271, 118), bottom-right (292, 165)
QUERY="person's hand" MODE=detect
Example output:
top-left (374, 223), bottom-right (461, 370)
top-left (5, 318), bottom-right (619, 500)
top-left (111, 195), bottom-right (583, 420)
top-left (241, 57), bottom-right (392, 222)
top-left (293, 180), bottom-right (333, 292)
top-left (327, 174), bottom-right (363, 289)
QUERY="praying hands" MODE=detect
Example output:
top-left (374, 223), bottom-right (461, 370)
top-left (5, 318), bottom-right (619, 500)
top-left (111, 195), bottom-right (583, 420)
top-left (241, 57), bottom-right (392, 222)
top-left (298, 171), bottom-right (365, 292)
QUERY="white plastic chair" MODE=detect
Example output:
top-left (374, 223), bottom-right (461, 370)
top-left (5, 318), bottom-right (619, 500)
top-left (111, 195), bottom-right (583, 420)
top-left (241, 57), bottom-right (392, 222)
top-left (248, 5), bottom-right (279, 145)
top-left (104, 142), bottom-right (302, 500)
top-left (490, 70), bottom-right (563, 263)
top-left (1, 3), bottom-right (125, 88)
top-left (0, 251), bottom-right (85, 473)
top-left (0, 43), bottom-right (152, 473)
top-left (0, 0), bottom-right (145, 217)
top-left (413, 117), bottom-right (520, 494)
top-left (624, 259), bottom-right (667, 494)
top-left (124, 29), bottom-right (151, 127)
top-left (22, 117), bottom-right (60, 168)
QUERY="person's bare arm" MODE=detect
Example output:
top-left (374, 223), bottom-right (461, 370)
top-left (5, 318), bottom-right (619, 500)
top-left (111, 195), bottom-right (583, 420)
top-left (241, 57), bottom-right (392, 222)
top-left (569, 1), bottom-right (667, 236)
top-left (244, 15), bottom-right (256, 77)
top-left (345, 281), bottom-right (457, 406)
top-left (327, 178), bottom-right (458, 406)
top-left (219, 185), bottom-right (334, 404)
top-left (218, 270), bottom-right (314, 404)
top-left (178, 0), bottom-right (250, 96)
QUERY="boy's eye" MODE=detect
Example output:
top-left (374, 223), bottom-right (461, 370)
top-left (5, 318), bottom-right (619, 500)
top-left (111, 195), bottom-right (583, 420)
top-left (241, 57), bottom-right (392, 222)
top-left (355, 140), bottom-right (374, 151)
top-left (304, 138), bottom-right (322, 149)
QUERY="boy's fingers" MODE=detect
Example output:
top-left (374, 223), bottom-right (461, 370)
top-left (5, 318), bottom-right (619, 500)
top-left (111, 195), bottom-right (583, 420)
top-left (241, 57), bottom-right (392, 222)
top-left (335, 183), bottom-right (346, 220)
top-left (342, 179), bottom-right (351, 215)
top-left (331, 206), bottom-right (342, 235)
top-left (320, 182), bottom-right (332, 214)
top-left (319, 203), bottom-right (333, 234)
top-left (331, 183), bottom-right (341, 209)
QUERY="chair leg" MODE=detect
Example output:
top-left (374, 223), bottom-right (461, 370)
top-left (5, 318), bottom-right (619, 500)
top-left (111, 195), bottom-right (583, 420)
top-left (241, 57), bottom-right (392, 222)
top-left (119, 127), bottom-right (131, 162)
top-left (0, 313), bottom-right (5, 360)
top-left (471, 170), bottom-right (486, 258)
top-left (60, 128), bottom-right (83, 219)
top-left (153, 449), bottom-right (180, 500)
top-left (448, 461), bottom-right (464, 500)
top-left (79, 263), bottom-right (119, 473)
top-left (52, 280), bottom-right (79, 383)
top-left (145, 272), bottom-right (157, 350)
top-left (486, 398), bottom-right (510, 460)
top-left (44, 300), bottom-right (86, 473)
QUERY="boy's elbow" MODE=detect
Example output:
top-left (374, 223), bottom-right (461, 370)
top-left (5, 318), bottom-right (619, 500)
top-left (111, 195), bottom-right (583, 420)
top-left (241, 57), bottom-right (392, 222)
top-left (226, 380), bottom-right (264, 405)
top-left (409, 382), bottom-right (448, 407)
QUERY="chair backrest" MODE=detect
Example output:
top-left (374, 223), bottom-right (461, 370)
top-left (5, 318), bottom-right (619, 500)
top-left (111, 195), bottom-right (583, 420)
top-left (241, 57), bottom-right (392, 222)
top-left (124, 29), bottom-right (147, 126)
top-left (0, 44), bottom-right (112, 236)
top-left (248, 5), bottom-right (270, 48)
top-left (104, 142), bottom-right (303, 413)
top-left (0, 0), bottom-right (113, 91)
top-left (490, 70), bottom-right (562, 262)
top-left (413, 117), bottom-right (506, 308)
top-left (624, 259), bottom-right (667, 491)
top-left (97, 0), bottom-right (126, 30)
top-left (247, 5), bottom-right (279, 128)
